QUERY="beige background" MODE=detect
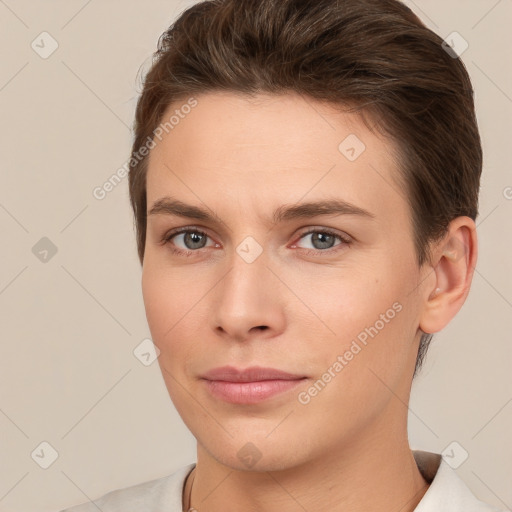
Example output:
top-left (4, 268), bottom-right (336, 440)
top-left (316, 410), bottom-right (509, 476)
top-left (0, 0), bottom-right (510, 511)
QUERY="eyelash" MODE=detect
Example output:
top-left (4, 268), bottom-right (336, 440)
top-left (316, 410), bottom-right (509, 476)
top-left (160, 226), bottom-right (352, 257)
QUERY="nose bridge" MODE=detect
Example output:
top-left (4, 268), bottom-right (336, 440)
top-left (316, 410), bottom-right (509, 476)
top-left (221, 248), bottom-right (270, 314)
top-left (212, 246), bottom-right (282, 338)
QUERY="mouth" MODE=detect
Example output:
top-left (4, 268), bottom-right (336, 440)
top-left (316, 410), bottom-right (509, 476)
top-left (200, 366), bottom-right (308, 404)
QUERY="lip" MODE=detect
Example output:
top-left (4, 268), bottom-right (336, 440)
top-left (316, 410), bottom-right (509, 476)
top-left (200, 366), bottom-right (307, 404)
top-left (201, 365), bottom-right (305, 382)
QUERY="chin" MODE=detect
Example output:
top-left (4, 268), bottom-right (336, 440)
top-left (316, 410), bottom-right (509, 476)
top-left (197, 430), bottom-right (310, 473)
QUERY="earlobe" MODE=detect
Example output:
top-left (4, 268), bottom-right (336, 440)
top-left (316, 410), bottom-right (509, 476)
top-left (419, 217), bottom-right (478, 335)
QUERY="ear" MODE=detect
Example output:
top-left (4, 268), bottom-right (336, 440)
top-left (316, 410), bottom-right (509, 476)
top-left (419, 216), bottom-right (478, 334)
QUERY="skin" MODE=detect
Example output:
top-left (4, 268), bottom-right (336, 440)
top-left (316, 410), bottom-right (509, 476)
top-left (141, 91), bottom-right (477, 512)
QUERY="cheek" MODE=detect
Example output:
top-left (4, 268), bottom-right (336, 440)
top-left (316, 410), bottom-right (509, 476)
top-left (307, 258), bottom-right (415, 373)
top-left (142, 262), bottom-right (186, 344)
top-left (141, 261), bottom-right (210, 362)
top-left (141, 265), bottom-right (166, 336)
top-left (300, 265), bottom-right (390, 338)
top-left (299, 298), bottom-right (414, 428)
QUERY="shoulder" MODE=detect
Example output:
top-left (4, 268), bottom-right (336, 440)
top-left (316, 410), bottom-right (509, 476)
top-left (57, 463), bottom-right (195, 512)
top-left (413, 450), bottom-right (506, 512)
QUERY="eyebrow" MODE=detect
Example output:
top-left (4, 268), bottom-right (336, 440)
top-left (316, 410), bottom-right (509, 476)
top-left (148, 197), bottom-right (375, 225)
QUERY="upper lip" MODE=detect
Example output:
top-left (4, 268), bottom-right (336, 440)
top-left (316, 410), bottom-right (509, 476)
top-left (201, 365), bottom-right (306, 382)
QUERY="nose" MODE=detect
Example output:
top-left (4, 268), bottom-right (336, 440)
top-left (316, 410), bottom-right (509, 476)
top-left (210, 252), bottom-right (286, 342)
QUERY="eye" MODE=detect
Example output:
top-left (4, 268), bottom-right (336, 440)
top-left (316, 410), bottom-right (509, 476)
top-left (292, 228), bottom-right (351, 254)
top-left (161, 226), bottom-right (351, 257)
top-left (161, 227), bottom-right (218, 255)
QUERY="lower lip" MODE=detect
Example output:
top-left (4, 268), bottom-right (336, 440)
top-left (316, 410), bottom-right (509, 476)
top-left (203, 378), bottom-right (306, 404)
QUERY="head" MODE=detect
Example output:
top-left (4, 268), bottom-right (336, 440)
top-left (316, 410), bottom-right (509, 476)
top-left (129, 0), bottom-right (481, 470)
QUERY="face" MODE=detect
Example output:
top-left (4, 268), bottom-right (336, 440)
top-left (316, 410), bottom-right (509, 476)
top-left (142, 91), bottom-right (430, 471)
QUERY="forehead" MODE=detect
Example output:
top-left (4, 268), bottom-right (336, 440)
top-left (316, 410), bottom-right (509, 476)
top-left (145, 91), bottom-right (408, 225)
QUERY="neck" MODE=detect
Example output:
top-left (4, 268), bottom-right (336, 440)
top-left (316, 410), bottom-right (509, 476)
top-left (187, 411), bottom-right (430, 512)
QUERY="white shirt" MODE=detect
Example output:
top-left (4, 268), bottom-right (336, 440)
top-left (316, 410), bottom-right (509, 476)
top-left (59, 450), bottom-right (505, 511)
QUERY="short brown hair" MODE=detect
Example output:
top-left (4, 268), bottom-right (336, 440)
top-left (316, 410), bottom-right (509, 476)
top-left (128, 0), bottom-right (482, 376)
